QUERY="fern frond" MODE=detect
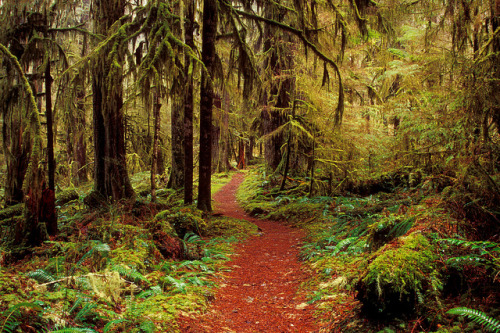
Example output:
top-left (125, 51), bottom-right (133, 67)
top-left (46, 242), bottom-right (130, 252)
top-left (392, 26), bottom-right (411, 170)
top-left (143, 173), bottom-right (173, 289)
top-left (136, 285), bottom-right (162, 299)
top-left (28, 269), bottom-right (58, 285)
top-left (104, 319), bottom-right (128, 332)
top-left (68, 297), bottom-right (87, 314)
top-left (111, 264), bottom-right (149, 285)
top-left (447, 255), bottom-right (493, 267)
top-left (139, 320), bottom-right (155, 333)
top-left (1, 302), bottom-right (43, 333)
top-left (74, 302), bottom-right (98, 323)
top-left (447, 307), bottom-right (500, 332)
top-left (332, 237), bottom-right (358, 255)
top-left (75, 241), bottom-right (111, 269)
top-left (388, 217), bottom-right (415, 238)
top-left (51, 328), bottom-right (98, 333)
top-left (440, 239), bottom-right (500, 253)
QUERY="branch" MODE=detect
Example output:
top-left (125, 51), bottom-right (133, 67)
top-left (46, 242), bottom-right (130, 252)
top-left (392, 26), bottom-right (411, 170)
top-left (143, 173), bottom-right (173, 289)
top-left (232, 7), bottom-right (344, 124)
top-left (48, 23), bottom-right (99, 38)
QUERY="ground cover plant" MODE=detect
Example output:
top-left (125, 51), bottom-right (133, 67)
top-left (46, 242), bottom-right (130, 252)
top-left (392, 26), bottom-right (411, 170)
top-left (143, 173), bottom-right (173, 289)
top-left (237, 167), bottom-right (500, 333)
top-left (0, 173), bottom-right (258, 332)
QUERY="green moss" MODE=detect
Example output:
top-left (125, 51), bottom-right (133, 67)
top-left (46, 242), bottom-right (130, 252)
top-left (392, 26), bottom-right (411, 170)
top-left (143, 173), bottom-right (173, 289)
top-left (110, 240), bottom-right (149, 269)
top-left (156, 207), bottom-right (207, 237)
top-left (212, 171), bottom-right (234, 194)
top-left (127, 293), bottom-right (206, 330)
top-left (357, 232), bottom-right (440, 316)
top-left (265, 201), bottom-right (322, 222)
top-left (204, 216), bottom-right (258, 239)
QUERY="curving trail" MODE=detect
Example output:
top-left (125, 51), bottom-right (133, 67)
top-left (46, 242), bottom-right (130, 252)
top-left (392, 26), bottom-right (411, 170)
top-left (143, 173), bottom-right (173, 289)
top-left (178, 173), bottom-right (323, 333)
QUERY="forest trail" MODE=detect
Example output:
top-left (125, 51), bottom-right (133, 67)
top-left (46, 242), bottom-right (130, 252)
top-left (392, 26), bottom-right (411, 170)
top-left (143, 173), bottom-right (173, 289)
top-left (178, 173), bottom-right (323, 333)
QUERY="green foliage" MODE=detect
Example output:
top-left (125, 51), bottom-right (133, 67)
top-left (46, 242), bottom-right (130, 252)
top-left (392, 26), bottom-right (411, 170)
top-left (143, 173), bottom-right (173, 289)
top-left (358, 233), bottom-right (440, 315)
top-left (103, 319), bottom-right (129, 332)
top-left (51, 329), bottom-right (98, 333)
top-left (1, 302), bottom-right (43, 333)
top-left (439, 238), bottom-right (500, 272)
top-left (73, 241), bottom-right (111, 273)
top-left (28, 269), bottom-right (59, 287)
top-left (447, 307), bottom-right (500, 333)
top-left (111, 264), bottom-right (150, 285)
top-left (367, 214), bottom-right (416, 250)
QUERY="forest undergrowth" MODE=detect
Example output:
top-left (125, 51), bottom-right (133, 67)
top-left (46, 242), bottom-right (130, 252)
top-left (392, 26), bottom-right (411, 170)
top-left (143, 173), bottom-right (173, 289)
top-left (0, 173), bottom-right (258, 333)
top-left (0, 166), bottom-right (499, 333)
top-left (236, 166), bottom-right (500, 333)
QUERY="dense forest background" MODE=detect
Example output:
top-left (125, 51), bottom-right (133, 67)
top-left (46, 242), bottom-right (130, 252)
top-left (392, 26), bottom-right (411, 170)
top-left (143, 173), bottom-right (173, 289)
top-left (0, 0), bottom-right (499, 331)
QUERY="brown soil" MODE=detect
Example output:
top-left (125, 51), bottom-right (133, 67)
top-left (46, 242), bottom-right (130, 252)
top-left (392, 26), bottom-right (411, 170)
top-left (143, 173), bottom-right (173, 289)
top-left (177, 173), bottom-right (324, 333)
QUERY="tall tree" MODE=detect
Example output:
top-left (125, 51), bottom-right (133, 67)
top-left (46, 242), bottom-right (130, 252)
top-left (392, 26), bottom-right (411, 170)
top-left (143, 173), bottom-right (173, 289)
top-left (90, 0), bottom-right (135, 201)
top-left (184, 0), bottom-right (196, 204)
top-left (197, 0), bottom-right (218, 211)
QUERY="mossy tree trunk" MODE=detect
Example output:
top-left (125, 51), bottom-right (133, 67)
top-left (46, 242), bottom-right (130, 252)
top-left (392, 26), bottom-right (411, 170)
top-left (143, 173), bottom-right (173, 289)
top-left (260, 1), bottom-right (295, 172)
top-left (91, 0), bottom-right (135, 202)
top-left (197, 0), bottom-right (218, 212)
top-left (0, 43), bottom-right (46, 247)
top-left (44, 56), bottom-right (57, 235)
top-left (184, 0), bottom-right (195, 205)
top-left (151, 92), bottom-right (161, 202)
top-left (169, 79), bottom-right (185, 190)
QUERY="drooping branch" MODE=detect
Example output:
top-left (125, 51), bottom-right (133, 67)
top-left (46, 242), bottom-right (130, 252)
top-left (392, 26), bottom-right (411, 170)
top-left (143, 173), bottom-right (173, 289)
top-left (0, 43), bottom-right (43, 156)
top-left (232, 7), bottom-right (345, 124)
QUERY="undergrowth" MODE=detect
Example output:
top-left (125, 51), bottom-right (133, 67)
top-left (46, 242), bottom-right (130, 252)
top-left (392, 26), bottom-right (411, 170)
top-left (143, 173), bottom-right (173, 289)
top-left (237, 167), bottom-right (500, 333)
top-left (0, 171), bottom-right (255, 332)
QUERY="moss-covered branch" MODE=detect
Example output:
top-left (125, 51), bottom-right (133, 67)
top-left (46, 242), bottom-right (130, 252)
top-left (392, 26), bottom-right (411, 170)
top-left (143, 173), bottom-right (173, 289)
top-left (232, 6), bottom-right (345, 125)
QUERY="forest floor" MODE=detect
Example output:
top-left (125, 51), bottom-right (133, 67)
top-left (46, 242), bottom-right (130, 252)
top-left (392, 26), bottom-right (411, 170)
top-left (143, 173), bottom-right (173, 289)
top-left (177, 173), bottom-right (326, 332)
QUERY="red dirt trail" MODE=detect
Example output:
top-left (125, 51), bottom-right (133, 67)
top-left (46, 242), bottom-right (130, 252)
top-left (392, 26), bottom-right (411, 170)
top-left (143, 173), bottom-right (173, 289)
top-left (178, 173), bottom-right (324, 333)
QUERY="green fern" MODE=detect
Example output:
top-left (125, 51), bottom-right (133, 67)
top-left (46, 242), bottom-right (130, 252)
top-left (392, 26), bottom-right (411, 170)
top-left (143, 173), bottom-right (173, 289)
top-left (28, 269), bottom-right (59, 287)
top-left (162, 276), bottom-right (187, 294)
top-left (440, 239), bottom-right (500, 254)
top-left (68, 297), bottom-right (87, 314)
top-left (136, 285), bottom-right (162, 299)
top-left (332, 237), bottom-right (358, 255)
top-left (1, 302), bottom-right (43, 333)
top-left (447, 255), bottom-right (493, 267)
top-left (111, 264), bottom-right (149, 285)
top-left (51, 328), bottom-right (98, 333)
top-left (388, 216), bottom-right (415, 238)
top-left (139, 320), bottom-right (155, 333)
top-left (103, 319), bottom-right (128, 332)
top-left (440, 238), bottom-right (499, 271)
top-left (447, 307), bottom-right (500, 332)
top-left (71, 241), bottom-right (110, 274)
top-left (74, 302), bottom-right (98, 323)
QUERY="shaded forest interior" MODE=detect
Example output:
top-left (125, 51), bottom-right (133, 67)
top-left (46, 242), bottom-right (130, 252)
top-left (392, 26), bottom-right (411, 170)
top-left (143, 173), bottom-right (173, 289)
top-left (0, 0), bottom-right (499, 331)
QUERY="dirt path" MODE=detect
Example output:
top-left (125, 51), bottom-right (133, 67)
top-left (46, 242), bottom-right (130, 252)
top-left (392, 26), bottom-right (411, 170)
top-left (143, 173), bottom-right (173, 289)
top-left (178, 173), bottom-right (323, 333)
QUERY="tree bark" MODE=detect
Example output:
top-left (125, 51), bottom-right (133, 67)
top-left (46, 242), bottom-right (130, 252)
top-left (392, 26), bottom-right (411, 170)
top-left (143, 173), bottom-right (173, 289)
top-left (184, 0), bottom-right (195, 205)
top-left (170, 80), bottom-right (185, 189)
top-left (44, 58), bottom-right (57, 235)
top-left (91, 0), bottom-right (135, 202)
top-left (151, 92), bottom-right (161, 202)
top-left (260, 1), bottom-right (295, 171)
top-left (197, 0), bottom-right (218, 212)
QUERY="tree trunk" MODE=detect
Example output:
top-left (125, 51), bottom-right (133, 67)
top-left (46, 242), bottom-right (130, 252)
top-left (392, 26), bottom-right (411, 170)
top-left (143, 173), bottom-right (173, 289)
top-left (184, 0), bottom-right (195, 205)
top-left (170, 80), bottom-right (185, 189)
top-left (237, 139), bottom-right (245, 169)
top-left (2, 112), bottom-right (31, 206)
top-left (75, 31), bottom-right (88, 184)
top-left (260, 1), bottom-right (295, 171)
top-left (91, 0), bottom-right (135, 202)
top-left (279, 132), bottom-right (292, 191)
top-left (151, 92), bottom-right (161, 202)
top-left (44, 59), bottom-right (57, 235)
top-left (197, 0), bottom-right (218, 212)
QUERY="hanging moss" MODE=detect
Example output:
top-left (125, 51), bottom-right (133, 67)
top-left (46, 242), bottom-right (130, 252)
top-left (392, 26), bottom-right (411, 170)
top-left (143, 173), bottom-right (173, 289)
top-left (356, 232), bottom-right (440, 317)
